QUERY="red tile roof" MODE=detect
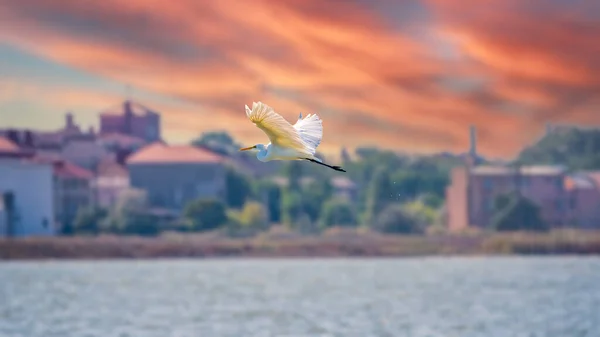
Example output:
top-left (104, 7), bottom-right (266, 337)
top-left (0, 136), bottom-right (20, 154)
top-left (585, 172), bottom-right (600, 189)
top-left (97, 158), bottom-right (128, 177)
top-left (53, 161), bottom-right (95, 179)
top-left (29, 157), bottom-right (94, 179)
top-left (126, 143), bottom-right (224, 164)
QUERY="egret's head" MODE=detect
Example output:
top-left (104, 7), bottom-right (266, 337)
top-left (239, 144), bottom-right (261, 152)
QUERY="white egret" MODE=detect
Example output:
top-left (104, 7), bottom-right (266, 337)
top-left (239, 101), bottom-right (346, 172)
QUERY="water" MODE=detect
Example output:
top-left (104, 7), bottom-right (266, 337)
top-left (1, 257), bottom-right (599, 337)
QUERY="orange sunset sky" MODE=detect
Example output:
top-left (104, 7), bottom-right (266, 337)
top-left (0, 0), bottom-right (599, 158)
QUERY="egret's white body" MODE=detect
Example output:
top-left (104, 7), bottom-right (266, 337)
top-left (240, 102), bottom-right (345, 172)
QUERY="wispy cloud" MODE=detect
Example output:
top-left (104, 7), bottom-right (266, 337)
top-left (0, 0), bottom-right (598, 157)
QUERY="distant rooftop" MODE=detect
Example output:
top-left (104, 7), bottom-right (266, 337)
top-left (126, 143), bottom-right (224, 165)
top-left (29, 157), bottom-right (94, 179)
top-left (331, 176), bottom-right (357, 189)
top-left (471, 165), bottom-right (568, 176)
top-left (580, 171), bottom-right (600, 189)
top-left (565, 174), bottom-right (596, 190)
top-left (97, 158), bottom-right (128, 177)
top-left (0, 136), bottom-right (20, 154)
top-left (520, 165), bottom-right (568, 175)
top-left (53, 161), bottom-right (94, 179)
top-left (98, 132), bottom-right (147, 147)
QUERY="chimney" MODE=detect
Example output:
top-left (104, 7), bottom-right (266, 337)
top-left (66, 112), bottom-right (74, 129)
top-left (123, 100), bottom-right (133, 135)
top-left (469, 125), bottom-right (477, 156)
top-left (340, 147), bottom-right (351, 165)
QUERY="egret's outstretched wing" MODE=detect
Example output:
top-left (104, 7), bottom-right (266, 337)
top-left (245, 102), bottom-right (311, 155)
top-left (293, 113), bottom-right (322, 155)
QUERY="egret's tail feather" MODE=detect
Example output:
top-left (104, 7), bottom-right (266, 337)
top-left (293, 113), bottom-right (323, 154)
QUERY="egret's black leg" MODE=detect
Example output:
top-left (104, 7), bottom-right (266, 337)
top-left (303, 158), bottom-right (346, 172)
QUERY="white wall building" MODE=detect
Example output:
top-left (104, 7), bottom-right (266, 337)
top-left (0, 159), bottom-right (55, 237)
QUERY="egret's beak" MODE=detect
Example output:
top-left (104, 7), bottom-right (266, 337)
top-left (239, 146), bottom-right (255, 152)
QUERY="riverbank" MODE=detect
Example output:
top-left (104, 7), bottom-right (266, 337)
top-left (2, 228), bottom-right (600, 260)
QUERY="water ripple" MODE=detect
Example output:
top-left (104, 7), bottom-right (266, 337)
top-left (1, 257), bottom-right (599, 337)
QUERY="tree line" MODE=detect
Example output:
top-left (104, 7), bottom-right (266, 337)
top-left (68, 127), bottom-right (600, 237)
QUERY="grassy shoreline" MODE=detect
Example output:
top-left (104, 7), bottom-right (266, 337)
top-left (2, 228), bottom-right (600, 260)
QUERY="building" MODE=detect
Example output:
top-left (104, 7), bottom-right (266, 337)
top-left (60, 138), bottom-right (114, 172)
top-left (0, 137), bottom-right (55, 237)
top-left (99, 100), bottom-right (161, 143)
top-left (331, 176), bottom-right (358, 202)
top-left (97, 132), bottom-right (147, 152)
top-left (446, 164), bottom-right (600, 231)
top-left (1, 112), bottom-right (94, 152)
top-left (51, 160), bottom-right (95, 230)
top-left (126, 143), bottom-right (227, 211)
top-left (93, 159), bottom-right (130, 208)
top-left (564, 173), bottom-right (600, 229)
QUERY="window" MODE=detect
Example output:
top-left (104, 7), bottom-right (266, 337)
top-left (555, 199), bottom-right (567, 212)
top-left (486, 198), bottom-right (495, 211)
top-left (174, 188), bottom-right (183, 205)
top-left (555, 178), bottom-right (563, 190)
top-left (483, 178), bottom-right (493, 190)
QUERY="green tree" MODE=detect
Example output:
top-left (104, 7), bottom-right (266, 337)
top-left (489, 194), bottom-right (549, 232)
top-left (101, 188), bottom-right (159, 235)
top-left (420, 193), bottom-right (444, 209)
top-left (238, 202), bottom-right (269, 230)
top-left (119, 211), bottom-right (161, 236)
top-left (390, 170), bottom-right (449, 201)
top-left (403, 199), bottom-right (437, 227)
top-left (227, 201), bottom-right (270, 236)
top-left (284, 161), bottom-right (303, 190)
top-left (372, 204), bottom-right (423, 234)
top-left (343, 148), bottom-right (458, 215)
top-left (225, 169), bottom-right (252, 209)
top-left (191, 131), bottom-right (239, 152)
top-left (494, 193), bottom-right (511, 212)
top-left (517, 128), bottom-right (600, 170)
top-left (281, 190), bottom-right (305, 226)
top-left (364, 166), bottom-right (394, 223)
top-left (73, 207), bottom-right (108, 235)
top-left (301, 179), bottom-right (334, 222)
top-left (253, 180), bottom-right (282, 223)
top-left (319, 198), bottom-right (358, 228)
top-left (183, 198), bottom-right (228, 231)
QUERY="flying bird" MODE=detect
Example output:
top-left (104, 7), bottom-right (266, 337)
top-left (239, 101), bottom-right (346, 172)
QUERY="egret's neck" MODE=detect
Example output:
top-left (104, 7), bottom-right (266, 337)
top-left (256, 144), bottom-right (271, 162)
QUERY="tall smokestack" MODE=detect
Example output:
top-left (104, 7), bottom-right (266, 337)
top-left (65, 112), bottom-right (74, 129)
top-left (124, 100), bottom-right (133, 135)
top-left (469, 125), bottom-right (477, 156)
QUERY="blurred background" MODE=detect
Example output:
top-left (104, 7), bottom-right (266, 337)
top-left (1, 1), bottom-right (599, 336)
